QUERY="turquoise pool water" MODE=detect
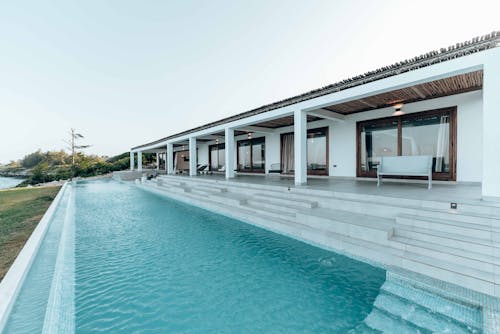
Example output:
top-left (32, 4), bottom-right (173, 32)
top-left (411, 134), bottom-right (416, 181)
top-left (74, 180), bottom-right (385, 333)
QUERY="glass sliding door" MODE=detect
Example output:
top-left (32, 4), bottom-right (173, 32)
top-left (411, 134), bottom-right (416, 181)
top-left (280, 127), bottom-right (329, 176)
top-left (357, 107), bottom-right (456, 180)
top-left (209, 143), bottom-right (225, 171)
top-left (307, 128), bottom-right (328, 175)
top-left (359, 120), bottom-right (399, 174)
top-left (402, 114), bottom-right (450, 173)
top-left (237, 137), bottom-right (265, 173)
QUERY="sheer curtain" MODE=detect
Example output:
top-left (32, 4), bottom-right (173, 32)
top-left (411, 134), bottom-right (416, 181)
top-left (173, 152), bottom-right (178, 172)
top-left (281, 134), bottom-right (294, 173)
top-left (435, 115), bottom-right (449, 172)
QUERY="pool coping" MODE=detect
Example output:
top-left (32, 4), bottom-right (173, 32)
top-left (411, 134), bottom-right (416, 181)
top-left (0, 182), bottom-right (68, 331)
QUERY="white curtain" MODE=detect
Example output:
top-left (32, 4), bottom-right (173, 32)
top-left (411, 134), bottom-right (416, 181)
top-left (281, 134), bottom-right (294, 173)
top-left (360, 132), bottom-right (367, 171)
top-left (435, 115), bottom-right (449, 172)
top-left (173, 152), bottom-right (178, 173)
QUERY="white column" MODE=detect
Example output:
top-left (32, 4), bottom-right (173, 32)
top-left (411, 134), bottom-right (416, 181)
top-left (130, 151), bottom-right (134, 170)
top-left (156, 152), bottom-right (159, 171)
top-left (167, 143), bottom-right (174, 175)
top-left (189, 137), bottom-right (197, 176)
top-left (137, 151), bottom-right (142, 172)
top-left (482, 52), bottom-right (500, 200)
top-left (164, 152), bottom-right (167, 172)
top-left (225, 127), bottom-right (235, 179)
top-left (294, 109), bottom-right (307, 185)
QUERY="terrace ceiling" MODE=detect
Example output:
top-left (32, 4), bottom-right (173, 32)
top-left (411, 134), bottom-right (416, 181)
top-left (322, 70), bottom-right (483, 115)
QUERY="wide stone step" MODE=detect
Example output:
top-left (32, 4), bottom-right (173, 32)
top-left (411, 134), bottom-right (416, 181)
top-left (381, 276), bottom-right (483, 329)
top-left (296, 208), bottom-right (394, 245)
top-left (400, 252), bottom-right (495, 296)
top-left (395, 226), bottom-right (499, 255)
top-left (207, 192), bottom-right (248, 206)
top-left (324, 196), bottom-right (500, 227)
top-left (156, 183), bottom-right (191, 193)
top-left (331, 190), bottom-right (500, 217)
top-left (390, 235), bottom-right (498, 271)
top-left (156, 178), bottom-right (186, 187)
top-left (193, 184), bottom-right (227, 193)
top-left (245, 198), bottom-right (308, 213)
top-left (396, 213), bottom-right (496, 239)
top-left (251, 192), bottom-right (318, 208)
top-left (240, 203), bottom-right (296, 221)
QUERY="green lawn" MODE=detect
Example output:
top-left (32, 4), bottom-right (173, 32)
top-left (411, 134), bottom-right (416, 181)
top-left (0, 186), bottom-right (60, 280)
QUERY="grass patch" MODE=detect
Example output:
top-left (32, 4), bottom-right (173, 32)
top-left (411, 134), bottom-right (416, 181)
top-left (0, 186), bottom-right (60, 280)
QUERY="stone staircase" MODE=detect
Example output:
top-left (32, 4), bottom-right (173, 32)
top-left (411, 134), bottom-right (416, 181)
top-left (350, 273), bottom-right (483, 333)
top-left (139, 175), bottom-right (500, 303)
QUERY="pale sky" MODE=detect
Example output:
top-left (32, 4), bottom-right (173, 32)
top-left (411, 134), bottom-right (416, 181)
top-left (0, 0), bottom-right (498, 163)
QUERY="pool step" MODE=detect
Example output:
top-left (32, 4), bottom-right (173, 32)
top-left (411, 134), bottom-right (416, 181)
top-left (240, 203), bottom-right (296, 220)
top-left (394, 225), bottom-right (499, 256)
top-left (296, 208), bottom-right (394, 245)
top-left (323, 196), bottom-right (500, 227)
top-left (245, 198), bottom-right (307, 213)
top-left (252, 193), bottom-right (318, 209)
top-left (390, 235), bottom-right (499, 271)
top-left (361, 274), bottom-right (481, 334)
top-left (395, 214), bottom-right (498, 239)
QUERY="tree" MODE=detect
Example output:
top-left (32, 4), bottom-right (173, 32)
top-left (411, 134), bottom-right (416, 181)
top-left (64, 128), bottom-right (91, 178)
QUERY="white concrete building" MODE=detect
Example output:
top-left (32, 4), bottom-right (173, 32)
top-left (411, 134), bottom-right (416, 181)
top-left (131, 32), bottom-right (500, 201)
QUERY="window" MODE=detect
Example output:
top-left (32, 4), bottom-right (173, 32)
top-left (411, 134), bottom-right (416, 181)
top-left (280, 127), bottom-right (329, 175)
top-left (237, 137), bottom-right (265, 173)
top-left (209, 143), bottom-right (225, 171)
top-left (357, 107), bottom-right (456, 180)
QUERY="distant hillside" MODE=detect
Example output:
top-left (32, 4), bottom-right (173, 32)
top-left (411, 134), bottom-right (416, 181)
top-left (0, 150), bottom-right (155, 186)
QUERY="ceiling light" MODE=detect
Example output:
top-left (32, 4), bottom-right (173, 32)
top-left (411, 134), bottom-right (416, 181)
top-left (392, 103), bottom-right (404, 116)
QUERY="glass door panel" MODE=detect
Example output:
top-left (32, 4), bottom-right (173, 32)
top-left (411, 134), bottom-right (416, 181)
top-left (402, 113), bottom-right (450, 173)
top-left (307, 128), bottom-right (327, 174)
top-left (238, 142), bottom-right (252, 171)
top-left (359, 121), bottom-right (398, 173)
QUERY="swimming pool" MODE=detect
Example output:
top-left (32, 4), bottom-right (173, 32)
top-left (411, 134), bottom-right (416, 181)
top-left (0, 180), bottom-right (484, 333)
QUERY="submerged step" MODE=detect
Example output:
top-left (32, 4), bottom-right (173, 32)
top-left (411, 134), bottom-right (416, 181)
top-left (363, 308), bottom-right (426, 334)
top-left (380, 277), bottom-right (482, 330)
top-left (373, 293), bottom-right (473, 334)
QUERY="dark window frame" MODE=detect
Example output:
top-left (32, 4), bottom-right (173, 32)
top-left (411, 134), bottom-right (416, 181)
top-left (208, 143), bottom-right (225, 171)
top-left (280, 127), bottom-right (329, 176)
top-left (356, 106), bottom-right (457, 181)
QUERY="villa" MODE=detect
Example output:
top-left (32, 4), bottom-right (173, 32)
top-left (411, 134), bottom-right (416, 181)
top-left (2, 32), bottom-right (500, 333)
top-left (127, 32), bottom-right (500, 326)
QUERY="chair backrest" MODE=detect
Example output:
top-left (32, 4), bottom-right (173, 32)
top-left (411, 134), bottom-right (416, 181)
top-left (379, 155), bottom-right (432, 174)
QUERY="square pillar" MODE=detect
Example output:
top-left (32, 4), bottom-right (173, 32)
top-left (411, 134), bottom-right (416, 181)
top-left (137, 151), bottom-right (142, 172)
top-left (189, 137), bottom-right (197, 176)
top-left (164, 152), bottom-right (167, 172)
top-left (130, 151), bottom-right (134, 170)
top-left (156, 152), bottom-right (159, 171)
top-left (225, 128), bottom-right (235, 179)
top-left (482, 53), bottom-right (500, 201)
top-left (294, 109), bottom-right (307, 185)
top-left (167, 143), bottom-right (174, 175)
